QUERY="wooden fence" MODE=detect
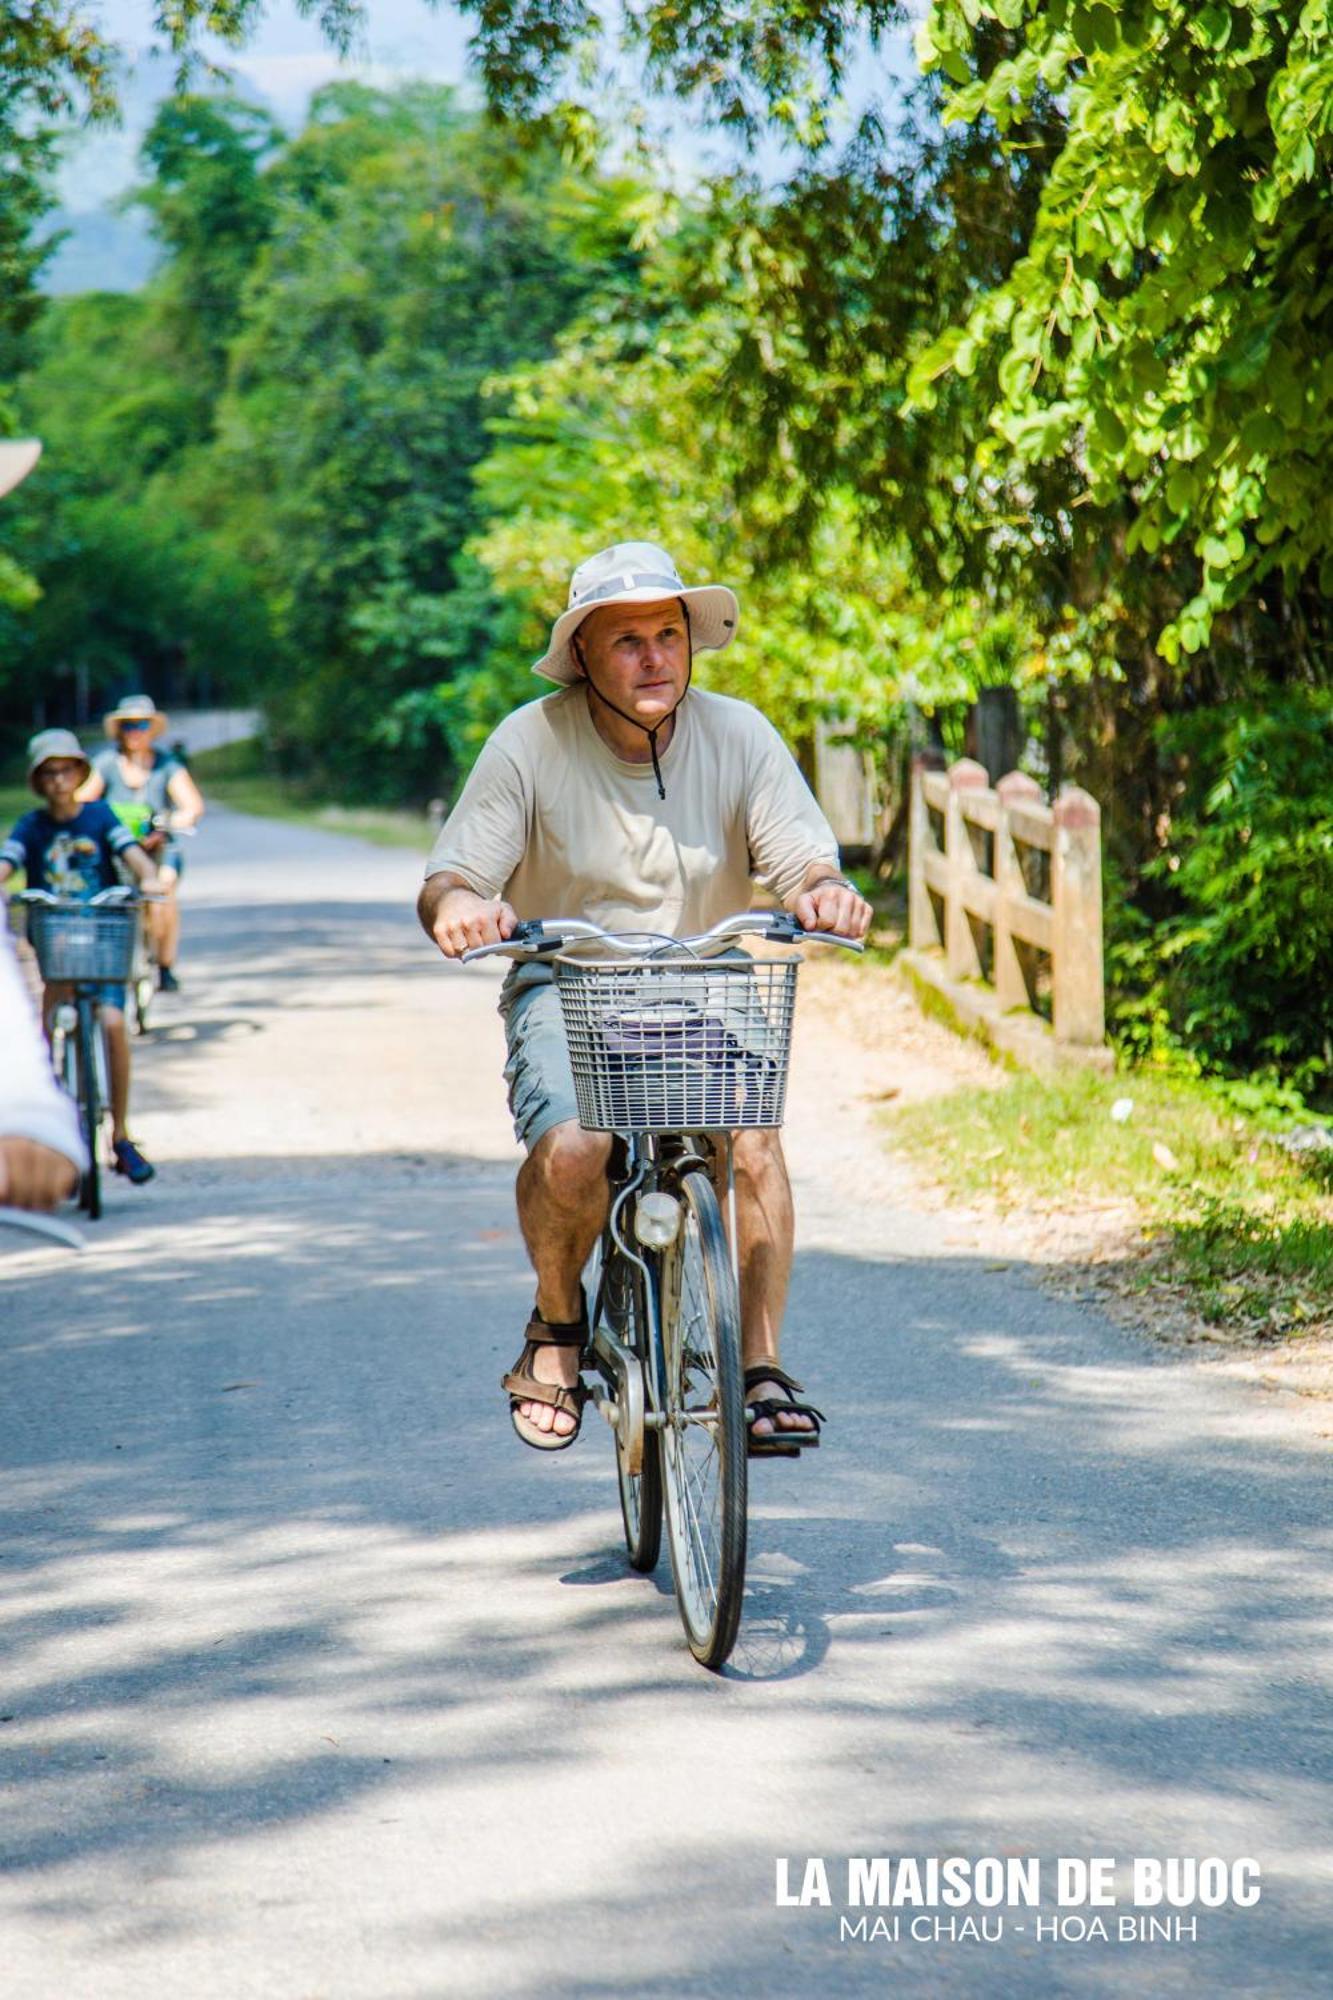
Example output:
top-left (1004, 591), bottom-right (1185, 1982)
top-left (907, 754), bottom-right (1106, 1061)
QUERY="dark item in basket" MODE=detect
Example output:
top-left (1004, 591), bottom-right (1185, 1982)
top-left (593, 1007), bottom-right (781, 1130)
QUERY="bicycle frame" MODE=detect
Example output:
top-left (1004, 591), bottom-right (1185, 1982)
top-left (584, 1129), bottom-right (736, 1477)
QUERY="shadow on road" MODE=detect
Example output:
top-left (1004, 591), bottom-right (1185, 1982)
top-left (2, 1164), bottom-right (1329, 1974)
top-left (1, 840), bottom-right (1329, 1991)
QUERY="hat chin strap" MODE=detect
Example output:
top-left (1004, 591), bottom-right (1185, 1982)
top-left (575, 620), bottom-right (693, 802)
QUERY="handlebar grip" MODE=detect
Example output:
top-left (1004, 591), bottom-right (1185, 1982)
top-left (767, 914), bottom-right (864, 951)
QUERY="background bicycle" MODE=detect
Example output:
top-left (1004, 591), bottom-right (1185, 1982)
top-left (465, 908), bottom-right (861, 1669)
top-left (125, 813), bottom-right (196, 1031)
top-left (16, 887), bottom-right (142, 1219)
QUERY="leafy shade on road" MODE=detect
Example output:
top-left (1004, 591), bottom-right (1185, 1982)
top-left (913, 0), bottom-right (1333, 661)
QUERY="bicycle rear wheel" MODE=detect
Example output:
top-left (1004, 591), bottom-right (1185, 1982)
top-left (588, 1230), bottom-right (662, 1572)
top-left (75, 996), bottom-right (102, 1220)
top-left (658, 1167), bottom-right (746, 1668)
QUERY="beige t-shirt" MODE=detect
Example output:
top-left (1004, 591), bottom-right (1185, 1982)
top-left (424, 686), bottom-right (839, 936)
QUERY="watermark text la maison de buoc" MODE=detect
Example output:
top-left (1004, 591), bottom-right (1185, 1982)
top-left (775, 1856), bottom-right (1261, 1946)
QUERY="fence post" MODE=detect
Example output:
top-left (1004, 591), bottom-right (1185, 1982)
top-left (1051, 784), bottom-right (1105, 1045)
top-left (908, 750), bottom-right (946, 950)
top-left (944, 758), bottom-right (990, 981)
top-left (994, 770), bottom-right (1043, 1013)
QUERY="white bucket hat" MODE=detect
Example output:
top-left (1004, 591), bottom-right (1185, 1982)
top-left (0, 439), bottom-right (41, 500)
top-left (533, 540), bottom-right (739, 685)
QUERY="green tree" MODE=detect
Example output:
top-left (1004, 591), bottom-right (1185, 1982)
top-left (196, 84), bottom-right (641, 796)
top-left (913, 0), bottom-right (1333, 666)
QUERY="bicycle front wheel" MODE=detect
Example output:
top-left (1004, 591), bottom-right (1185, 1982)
top-left (133, 908), bottom-right (155, 1033)
top-left (658, 1167), bottom-right (746, 1668)
top-left (75, 997), bottom-right (102, 1220)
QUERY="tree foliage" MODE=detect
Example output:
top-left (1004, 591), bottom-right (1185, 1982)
top-left (4, 4), bottom-right (1330, 1086)
top-left (912, 0), bottom-right (1333, 663)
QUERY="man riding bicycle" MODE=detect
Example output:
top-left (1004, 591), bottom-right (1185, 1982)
top-left (418, 541), bottom-right (872, 1452)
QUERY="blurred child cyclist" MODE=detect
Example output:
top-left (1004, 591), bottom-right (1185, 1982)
top-left (78, 694), bottom-right (205, 992)
top-left (0, 729), bottom-right (163, 1184)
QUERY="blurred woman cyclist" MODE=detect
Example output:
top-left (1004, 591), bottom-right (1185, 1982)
top-left (79, 694), bottom-right (205, 991)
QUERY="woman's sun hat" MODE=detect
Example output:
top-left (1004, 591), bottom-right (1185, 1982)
top-left (27, 728), bottom-right (91, 792)
top-left (0, 439), bottom-right (41, 500)
top-left (533, 541), bottom-right (739, 685)
top-left (103, 693), bottom-right (168, 741)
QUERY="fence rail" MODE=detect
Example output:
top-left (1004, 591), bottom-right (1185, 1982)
top-left (907, 754), bottom-right (1106, 1061)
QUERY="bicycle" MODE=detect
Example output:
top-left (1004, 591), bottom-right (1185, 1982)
top-left (123, 812), bottom-right (195, 1033)
top-left (15, 887), bottom-right (141, 1220)
top-left (464, 908), bottom-right (861, 1670)
top-left (0, 1207), bottom-right (84, 1251)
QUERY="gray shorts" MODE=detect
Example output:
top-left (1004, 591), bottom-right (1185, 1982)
top-left (500, 974), bottom-right (581, 1153)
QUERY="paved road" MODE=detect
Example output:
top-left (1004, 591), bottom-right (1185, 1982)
top-left (2, 811), bottom-right (1330, 1998)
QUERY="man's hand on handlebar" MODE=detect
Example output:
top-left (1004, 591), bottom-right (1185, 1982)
top-left (792, 872), bottom-right (873, 941)
top-left (0, 1138), bottom-right (79, 1212)
top-left (427, 884), bottom-right (519, 959)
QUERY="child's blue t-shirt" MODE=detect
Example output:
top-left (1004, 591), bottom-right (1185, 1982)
top-left (1, 802), bottom-right (139, 898)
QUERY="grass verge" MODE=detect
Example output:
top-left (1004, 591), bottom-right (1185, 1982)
top-left (188, 741), bottom-right (434, 852)
top-left (885, 1058), bottom-right (1333, 1343)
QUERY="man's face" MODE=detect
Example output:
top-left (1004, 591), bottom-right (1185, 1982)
top-left (576, 598), bottom-right (690, 723)
top-left (34, 759), bottom-right (85, 808)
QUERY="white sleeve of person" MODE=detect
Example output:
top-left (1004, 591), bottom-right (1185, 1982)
top-left (0, 932), bottom-right (88, 1170)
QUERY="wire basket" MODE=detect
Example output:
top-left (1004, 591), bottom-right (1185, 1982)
top-left (556, 959), bottom-right (799, 1133)
top-left (25, 902), bottom-right (137, 984)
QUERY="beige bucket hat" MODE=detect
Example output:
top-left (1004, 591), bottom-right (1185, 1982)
top-left (103, 693), bottom-right (168, 741)
top-left (533, 541), bottom-right (739, 685)
top-left (0, 439), bottom-right (42, 499)
top-left (27, 727), bottom-right (91, 792)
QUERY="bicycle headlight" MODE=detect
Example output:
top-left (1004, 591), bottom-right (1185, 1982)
top-left (634, 1191), bottom-right (682, 1248)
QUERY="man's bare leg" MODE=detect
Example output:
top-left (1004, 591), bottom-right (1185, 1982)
top-left (513, 1120), bottom-right (612, 1437)
top-left (726, 1129), bottom-right (814, 1439)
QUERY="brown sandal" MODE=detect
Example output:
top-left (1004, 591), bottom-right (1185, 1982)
top-left (744, 1363), bottom-right (824, 1459)
top-left (502, 1301), bottom-right (590, 1452)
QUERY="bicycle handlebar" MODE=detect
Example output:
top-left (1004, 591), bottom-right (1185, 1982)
top-left (460, 909), bottom-right (865, 965)
top-left (15, 886), bottom-right (150, 907)
top-left (0, 1207), bottom-right (84, 1251)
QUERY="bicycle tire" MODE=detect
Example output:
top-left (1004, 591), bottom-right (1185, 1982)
top-left (607, 1240), bottom-right (663, 1573)
top-left (76, 996), bottom-right (102, 1220)
top-left (658, 1167), bottom-right (747, 1668)
top-left (133, 906), bottom-right (155, 1034)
